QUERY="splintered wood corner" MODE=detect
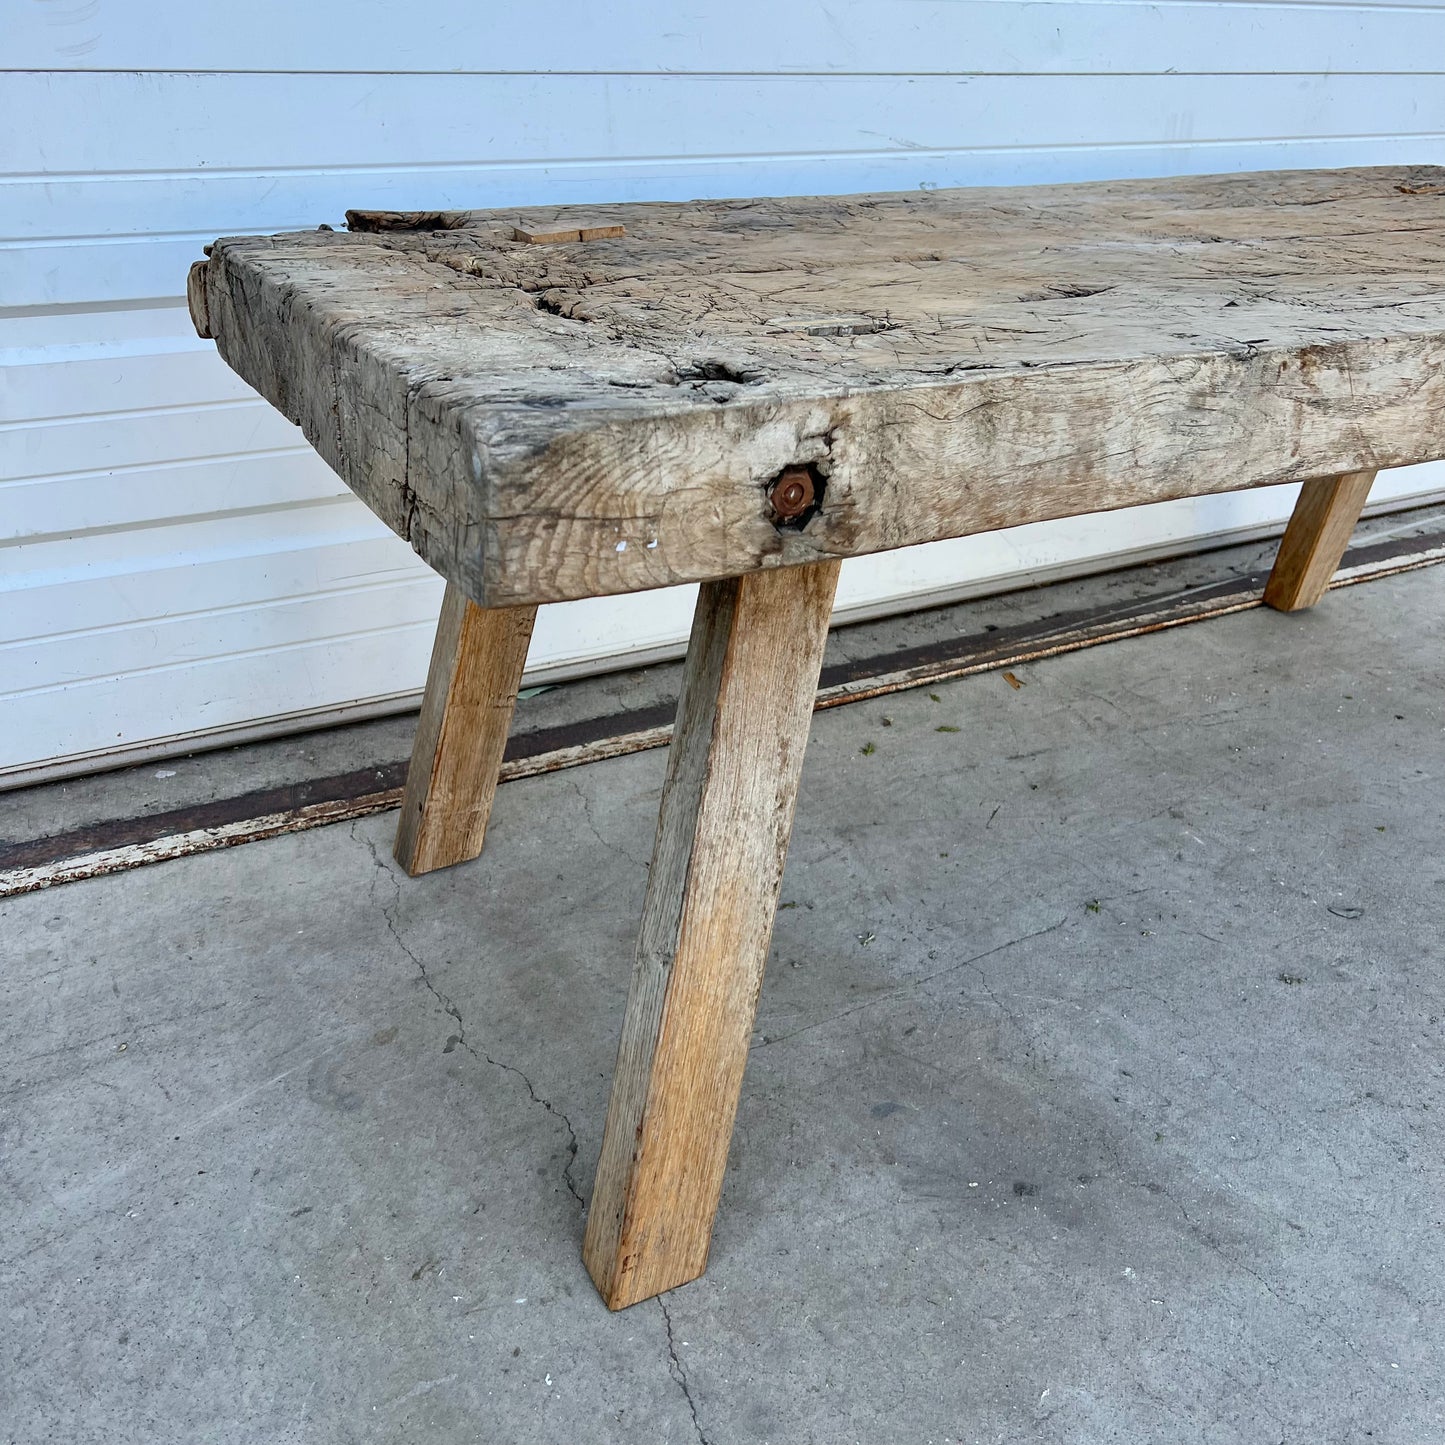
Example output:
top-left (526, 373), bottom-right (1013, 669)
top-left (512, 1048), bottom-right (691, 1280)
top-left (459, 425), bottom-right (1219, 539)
top-left (189, 168), bottom-right (1445, 1308)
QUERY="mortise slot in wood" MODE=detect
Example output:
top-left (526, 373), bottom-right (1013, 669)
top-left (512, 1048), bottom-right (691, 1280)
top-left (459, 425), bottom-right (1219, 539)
top-left (345, 208), bottom-right (469, 233)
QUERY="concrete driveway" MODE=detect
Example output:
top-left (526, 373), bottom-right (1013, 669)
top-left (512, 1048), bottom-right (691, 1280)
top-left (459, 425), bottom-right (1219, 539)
top-left (4, 563), bottom-right (1442, 1444)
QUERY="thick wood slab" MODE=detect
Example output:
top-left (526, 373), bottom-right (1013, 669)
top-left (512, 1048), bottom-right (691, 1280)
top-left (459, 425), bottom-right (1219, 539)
top-left (584, 559), bottom-right (841, 1309)
top-left (193, 168), bottom-right (1445, 606)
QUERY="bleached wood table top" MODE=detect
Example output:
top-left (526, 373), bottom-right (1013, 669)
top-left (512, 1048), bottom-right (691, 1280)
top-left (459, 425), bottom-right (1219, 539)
top-left (191, 166), bottom-right (1445, 608)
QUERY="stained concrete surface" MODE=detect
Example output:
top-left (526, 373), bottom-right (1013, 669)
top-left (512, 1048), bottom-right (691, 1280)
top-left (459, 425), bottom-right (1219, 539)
top-left (3, 565), bottom-right (1443, 1444)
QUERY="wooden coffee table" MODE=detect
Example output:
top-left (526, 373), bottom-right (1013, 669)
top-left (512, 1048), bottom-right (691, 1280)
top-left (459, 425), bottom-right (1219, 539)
top-left (187, 166), bottom-right (1445, 1308)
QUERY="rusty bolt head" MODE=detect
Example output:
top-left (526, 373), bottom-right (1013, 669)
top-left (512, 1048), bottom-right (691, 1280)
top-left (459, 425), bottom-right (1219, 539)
top-left (768, 466), bottom-right (816, 522)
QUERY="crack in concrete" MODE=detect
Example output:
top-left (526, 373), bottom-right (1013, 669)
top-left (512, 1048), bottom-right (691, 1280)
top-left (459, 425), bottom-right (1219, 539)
top-left (949, 918), bottom-right (1070, 1056)
top-left (1089, 1118), bottom-right (1378, 1379)
top-left (658, 1294), bottom-right (711, 1445)
top-left (1166, 1186), bottom-right (1372, 1368)
top-left (352, 820), bottom-right (584, 1209)
top-left (569, 775), bottom-right (649, 871)
top-left (477, 1046), bottom-right (585, 1209)
top-left (757, 915), bottom-right (1069, 1050)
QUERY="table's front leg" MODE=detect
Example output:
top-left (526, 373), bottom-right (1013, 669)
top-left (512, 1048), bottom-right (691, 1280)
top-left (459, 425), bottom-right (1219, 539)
top-left (393, 582), bottom-right (537, 877)
top-left (583, 558), bottom-right (841, 1310)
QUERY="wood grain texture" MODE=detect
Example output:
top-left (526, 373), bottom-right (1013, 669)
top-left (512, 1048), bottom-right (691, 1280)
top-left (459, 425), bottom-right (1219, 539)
top-left (583, 558), bottom-right (841, 1309)
top-left (195, 167), bottom-right (1445, 606)
top-left (392, 582), bottom-right (536, 876)
top-left (185, 260), bottom-right (212, 338)
top-left (510, 223), bottom-right (627, 245)
top-left (1263, 469), bottom-right (1378, 612)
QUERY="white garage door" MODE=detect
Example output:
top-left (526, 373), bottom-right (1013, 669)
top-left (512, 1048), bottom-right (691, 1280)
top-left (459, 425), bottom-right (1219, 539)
top-left (5, 2), bottom-right (1445, 785)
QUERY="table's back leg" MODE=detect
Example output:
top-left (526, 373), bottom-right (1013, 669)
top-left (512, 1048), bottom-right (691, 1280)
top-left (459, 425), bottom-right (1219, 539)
top-left (393, 582), bottom-right (538, 877)
top-left (583, 558), bottom-right (841, 1310)
top-left (1263, 469), bottom-right (1377, 612)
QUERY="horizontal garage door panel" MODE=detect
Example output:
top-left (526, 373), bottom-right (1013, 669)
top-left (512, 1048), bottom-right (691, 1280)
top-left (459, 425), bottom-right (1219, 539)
top-left (10, 71), bottom-right (1445, 179)
top-left (3, 451), bottom-right (337, 544)
top-left (9, 0), bottom-right (1443, 75)
top-left (1, 342), bottom-right (259, 423)
top-left (2, 623), bottom-right (440, 769)
top-left (2, 402), bottom-right (308, 484)
top-left (8, 71), bottom-right (1445, 310)
top-left (8, 566), bottom-right (438, 699)
top-left (1, 508), bottom-right (408, 640)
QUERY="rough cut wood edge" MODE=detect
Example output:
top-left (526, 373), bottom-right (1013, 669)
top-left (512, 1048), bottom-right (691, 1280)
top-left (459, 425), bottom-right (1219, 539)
top-left (511, 223), bottom-right (626, 244)
top-left (583, 559), bottom-right (841, 1309)
top-left (208, 230), bottom-right (1445, 607)
top-left (460, 348), bottom-right (1445, 609)
top-left (186, 259), bottom-right (211, 338)
top-left (393, 584), bottom-right (537, 876)
top-left (1263, 470), bottom-right (1378, 612)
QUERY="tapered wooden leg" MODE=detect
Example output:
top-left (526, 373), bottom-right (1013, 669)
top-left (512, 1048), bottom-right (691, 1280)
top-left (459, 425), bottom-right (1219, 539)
top-left (583, 559), bottom-right (841, 1309)
top-left (393, 583), bottom-right (537, 876)
top-left (1263, 469), bottom-right (1377, 612)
